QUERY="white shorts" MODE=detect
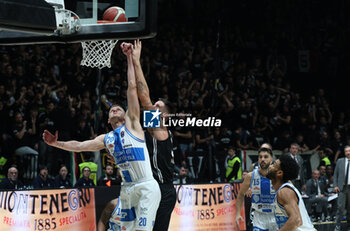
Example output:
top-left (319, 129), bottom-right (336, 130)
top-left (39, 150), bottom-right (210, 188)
top-left (252, 211), bottom-right (278, 231)
top-left (117, 179), bottom-right (161, 231)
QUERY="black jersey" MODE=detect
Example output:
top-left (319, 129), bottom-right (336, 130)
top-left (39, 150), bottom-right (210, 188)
top-left (145, 130), bottom-right (174, 184)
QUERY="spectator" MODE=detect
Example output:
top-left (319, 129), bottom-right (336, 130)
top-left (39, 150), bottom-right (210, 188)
top-left (98, 164), bottom-right (121, 186)
top-left (254, 115), bottom-right (273, 145)
top-left (318, 165), bottom-right (327, 185)
top-left (0, 166), bottom-right (24, 190)
top-left (38, 101), bottom-right (56, 172)
top-left (324, 165), bottom-right (334, 190)
top-left (173, 113), bottom-right (193, 156)
top-left (173, 163), bottom-right (193, 184)
top-left (212, 127), bottom-right (233, 182)
top-left (235, 98), bottom-right (257, 132)
top-left (274, 130), bottom-right (293, 153)
top-left (275, 105), bottom-right (292, 135)
top-left (11, 111), bottom-right (38, 154)
top-left (333, 145), bottom-right (350, 231)
top-left (225, 146), bottom-right (242, 182)
top-left (312, 131), bottom-right (333, 155)
top-left (78, 157), bottom-right (98, 186)
top-left (10, 111), bottom-right (39, 180)
top-left (32, 165), bottom-right (54, 189)
top-left (332, 130), bottom-right (345, 164)
top-left (26, 106), bottom-right (40, 149)
top-left (294, 133), bottom-right (309, 153)
top-left (0, 99), bottom-right (10, 154)
top-left (0, 153), bottom-right (7, 183)
top-left (318, 148), bottom-right (331, 167)
top-left (305, 122), bottom-right (320, 151)
top-left (288, 143), bottom-right (306, 193)
top-left (54, 164), bottom-right (72, 189)
top-left (75, 166), bottom-right (95, 188)
top-left (323, 165), bottom-right (337, 221)
top-left (305, 170), bottom-right (328, 222)
top-left (172, 137), bottom-right (185, 174)
top-left (233, 125), bottom-right (254, 150)
top-left (103, 74), bottom-right (121, 102)
top-left (333, 112), bottom-right (346, 135)
top-left (193, 126), bottom-right (214, 181)
top-left (73, 115), bottom-right (94, 141)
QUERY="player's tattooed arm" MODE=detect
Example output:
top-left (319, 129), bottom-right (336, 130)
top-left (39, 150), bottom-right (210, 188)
top-left (137, 81), bottom-right (152, 107)
top-left (56, 141), bottom-right (64, 148)
top-left (43, 130), bottom-right (105, 152)
top-left (132, 40), bottom-right (153, 109)
top-left (137, 81), bottom-right (144, 90)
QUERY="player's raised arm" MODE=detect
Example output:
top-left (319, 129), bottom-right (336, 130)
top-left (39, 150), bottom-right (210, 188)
top-left (43, 130), bottom-right (105, 152)
top-left (132, 39), bottom-right (153, 110)
top-left (120, 42), bottom-right (142, 132)
top-left (132, 39), bottom-right (169, 141)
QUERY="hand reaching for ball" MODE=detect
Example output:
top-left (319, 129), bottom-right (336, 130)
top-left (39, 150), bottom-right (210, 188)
top-left (132, 39), bottom-right (142, 62)
top-left (120, 42), bottom-right (133, 56)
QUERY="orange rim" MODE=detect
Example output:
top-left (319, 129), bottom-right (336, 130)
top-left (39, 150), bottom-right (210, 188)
top-left (97, 20), bottom-right (119, 24)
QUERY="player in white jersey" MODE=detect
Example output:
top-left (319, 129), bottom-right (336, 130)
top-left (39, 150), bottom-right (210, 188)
top-left (267, 154), bottom-right (315, 231)
top-left (236, 148), bottom-right (277, 231)
top-left (98, 198), bottom-right (121, 231)
top-left (43, 42), bottom-right (161, 231)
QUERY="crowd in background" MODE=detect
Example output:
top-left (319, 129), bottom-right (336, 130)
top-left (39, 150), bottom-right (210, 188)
top-left (0, 0), bottom-right (350, 221)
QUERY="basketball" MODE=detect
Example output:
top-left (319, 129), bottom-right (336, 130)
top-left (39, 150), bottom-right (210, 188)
top-left (103, 6), bottom-right (127, 22)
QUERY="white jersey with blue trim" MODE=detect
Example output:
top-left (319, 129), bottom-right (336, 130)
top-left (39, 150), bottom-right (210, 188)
top-left (250, 168), bottom-right (275, 213)
top-left (274, 182), bottom-right (314, 231)
top-left (104, 124), bottom-right (154, 183)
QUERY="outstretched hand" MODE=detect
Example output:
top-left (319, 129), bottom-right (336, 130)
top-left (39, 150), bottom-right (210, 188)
top-left (235, 215), bottom-right (244, 230)
top-left (120, 42), bottom-right (133, 56)
top-left (245, 188), bottom-right (252, 197)
top-left (132, 39), bottom-right (142, 62)
top-left (43, 130), bottom-right (58, 146)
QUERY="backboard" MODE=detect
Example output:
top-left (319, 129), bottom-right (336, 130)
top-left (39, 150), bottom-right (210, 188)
top-left (0, 0), bottom-right (157, 45)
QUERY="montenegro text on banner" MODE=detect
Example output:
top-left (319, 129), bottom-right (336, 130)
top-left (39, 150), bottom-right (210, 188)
top-left (0, 188), bottom-right (96, 231)
top-left (169, 183), bottom-right (245, 231)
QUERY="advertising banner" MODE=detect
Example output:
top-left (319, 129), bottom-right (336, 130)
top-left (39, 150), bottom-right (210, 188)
top-left (169, 183), bottom-right (245, 231)
top-left (0, 188), bottom-right (96, 231)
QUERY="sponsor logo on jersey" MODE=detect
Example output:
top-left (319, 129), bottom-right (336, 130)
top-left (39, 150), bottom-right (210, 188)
top-left (253, 194), bottom-right (260, 203)
top-left (140, 207), bottom-right (148, 216)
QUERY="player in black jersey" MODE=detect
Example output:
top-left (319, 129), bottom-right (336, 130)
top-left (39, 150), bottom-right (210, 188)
top-left (126, 40), bottom-right (176, 231)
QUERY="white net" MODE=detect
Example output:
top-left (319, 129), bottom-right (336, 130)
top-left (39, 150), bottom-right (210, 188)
top-left (80, 40), bottom-right (118, 69)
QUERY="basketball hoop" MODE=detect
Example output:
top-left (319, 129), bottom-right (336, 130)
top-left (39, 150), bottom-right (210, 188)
top-left (80, 39), bottom-right (118, 69)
